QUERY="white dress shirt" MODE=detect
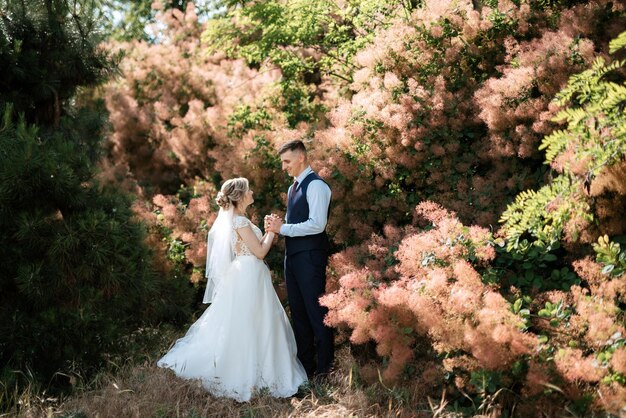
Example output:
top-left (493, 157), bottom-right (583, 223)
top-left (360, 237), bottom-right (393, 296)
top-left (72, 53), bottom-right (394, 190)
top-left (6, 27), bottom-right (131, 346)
top-left (279, 166), bottom-right (331, 237)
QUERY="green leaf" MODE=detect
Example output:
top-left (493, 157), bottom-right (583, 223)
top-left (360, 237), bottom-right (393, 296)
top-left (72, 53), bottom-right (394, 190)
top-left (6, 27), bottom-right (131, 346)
top-left (543, 253), bottom-right (557, 262)
top-left (538, 309), bottom-right (551, 318)
top-left (602, 264), bottom-right (615, 274)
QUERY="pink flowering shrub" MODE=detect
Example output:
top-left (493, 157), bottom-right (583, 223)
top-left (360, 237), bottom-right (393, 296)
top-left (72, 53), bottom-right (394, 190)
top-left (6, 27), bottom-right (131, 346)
top-left (308, 0), bottom-right (624, 244)
top-left (104, 3), bottom-right (283, 195)
top-left (129, 181), bottom-right (216, 286)
top-left (102, 3), bottom-right (296, 278)
top-left (103, 0), bottom-right (625, 247)
top-left (321, 202), bottom-right (536, 383)
top-left (104, 1), bottom-right (625, 246)
top-left (323, 201), bottom-right (626, 414)
top-left (516, 257), bottom-right (626, 416)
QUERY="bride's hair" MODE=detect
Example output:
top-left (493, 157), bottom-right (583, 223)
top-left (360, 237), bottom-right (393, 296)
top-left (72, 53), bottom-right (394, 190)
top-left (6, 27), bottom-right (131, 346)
top-left (216, 177), bottom-right (249, 209)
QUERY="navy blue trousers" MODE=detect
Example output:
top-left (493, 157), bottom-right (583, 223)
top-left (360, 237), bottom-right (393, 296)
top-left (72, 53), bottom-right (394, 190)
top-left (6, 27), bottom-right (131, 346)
top-left (284, 249), bottom-right (334, 376)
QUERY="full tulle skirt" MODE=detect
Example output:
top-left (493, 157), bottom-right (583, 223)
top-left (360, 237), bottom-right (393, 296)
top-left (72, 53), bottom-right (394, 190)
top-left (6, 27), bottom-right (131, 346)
top-left (157, 256), bottom-right (307, 402)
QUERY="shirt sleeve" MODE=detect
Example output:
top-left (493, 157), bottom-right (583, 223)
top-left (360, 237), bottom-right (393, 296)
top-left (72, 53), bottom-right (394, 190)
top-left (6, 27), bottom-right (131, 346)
top-left (280, 180), bottom-right (331, 237)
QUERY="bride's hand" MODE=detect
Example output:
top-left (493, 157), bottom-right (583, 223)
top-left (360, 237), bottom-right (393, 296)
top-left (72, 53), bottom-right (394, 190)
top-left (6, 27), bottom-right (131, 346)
top-left (265, 214), bottom-right (283, 234)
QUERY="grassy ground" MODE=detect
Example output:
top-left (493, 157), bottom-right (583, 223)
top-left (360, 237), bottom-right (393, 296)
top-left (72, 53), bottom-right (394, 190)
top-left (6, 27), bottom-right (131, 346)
top-left (3, 344), bottom-right (461, 418)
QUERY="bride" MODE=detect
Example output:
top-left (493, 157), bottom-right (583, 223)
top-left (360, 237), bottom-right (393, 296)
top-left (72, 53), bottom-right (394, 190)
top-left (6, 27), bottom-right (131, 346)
top-left (157, 177), bottom-right (307, 401)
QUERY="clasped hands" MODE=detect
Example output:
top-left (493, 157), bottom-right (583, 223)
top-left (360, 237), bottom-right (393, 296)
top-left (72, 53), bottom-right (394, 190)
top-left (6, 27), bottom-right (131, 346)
top-left (264, 213), bottom-right (283, 234)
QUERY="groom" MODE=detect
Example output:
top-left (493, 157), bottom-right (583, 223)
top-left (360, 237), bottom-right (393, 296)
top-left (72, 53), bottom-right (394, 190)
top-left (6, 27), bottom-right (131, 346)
top-left (265, 139), bottom-right (334, 381)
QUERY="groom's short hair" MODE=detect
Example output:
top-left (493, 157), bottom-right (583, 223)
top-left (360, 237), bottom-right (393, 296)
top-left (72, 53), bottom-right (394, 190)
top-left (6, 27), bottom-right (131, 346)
top-left (278, 140), bottom-right (307, 155)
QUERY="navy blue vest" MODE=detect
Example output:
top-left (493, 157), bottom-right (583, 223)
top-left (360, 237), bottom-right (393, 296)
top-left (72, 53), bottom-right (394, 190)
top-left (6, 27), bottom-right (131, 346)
top-left (285, 172), bottom-right (330, 255)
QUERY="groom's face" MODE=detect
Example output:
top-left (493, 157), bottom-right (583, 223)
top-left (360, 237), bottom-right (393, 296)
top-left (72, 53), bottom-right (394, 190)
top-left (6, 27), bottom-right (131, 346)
top-left (280, 149), bottom-right (306, 178)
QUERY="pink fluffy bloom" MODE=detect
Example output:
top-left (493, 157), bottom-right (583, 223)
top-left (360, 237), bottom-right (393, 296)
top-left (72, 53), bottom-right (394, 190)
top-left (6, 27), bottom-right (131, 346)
top-left (378, 283), bottom-right (409, 307)
top-left (448, 284), bottom-right (481, 315)
top-left (554, 348), bottom-right (607, 383)
top-left (383, 72), bottom-right (403, 91)
top-left (610, 347), bottom-right (626, 375)
top-left (464, 326), bottom-right (510, 369)
top-left (152, 194), bottom-right (169, 208)
top-left (523, 361), bottom-right (551, 397)
top-left (161, 203), bottom-right (178, 220)
top-left (429, 24), bottom-right (444, 38)
top-left (453, 260), bottom-right (483, 289)
top-left (339, 271), bottom-right (368, 290)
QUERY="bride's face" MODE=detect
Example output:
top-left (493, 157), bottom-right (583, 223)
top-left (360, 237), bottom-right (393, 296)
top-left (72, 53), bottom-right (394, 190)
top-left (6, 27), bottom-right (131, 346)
top-left (242, 188), bottom-right (254, 208)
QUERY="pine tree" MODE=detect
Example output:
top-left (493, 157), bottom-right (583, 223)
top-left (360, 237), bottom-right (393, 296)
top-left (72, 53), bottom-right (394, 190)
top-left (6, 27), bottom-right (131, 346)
top-left (0, 0), bottom-right (112, 126)
top-left (0, 0), bottom-right (193, 396)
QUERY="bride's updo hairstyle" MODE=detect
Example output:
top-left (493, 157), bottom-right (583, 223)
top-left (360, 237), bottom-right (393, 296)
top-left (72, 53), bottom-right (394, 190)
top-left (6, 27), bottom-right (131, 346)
top-left (216, 177), bottom-right (249, 209)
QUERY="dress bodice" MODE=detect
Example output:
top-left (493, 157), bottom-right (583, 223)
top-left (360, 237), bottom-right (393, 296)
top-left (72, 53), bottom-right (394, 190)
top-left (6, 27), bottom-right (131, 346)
top-left (232, 216), bottom-right (262, 257)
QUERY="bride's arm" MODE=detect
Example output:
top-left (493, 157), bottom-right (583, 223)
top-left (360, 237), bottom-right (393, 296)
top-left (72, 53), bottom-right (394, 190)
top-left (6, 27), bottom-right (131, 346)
top-left (236, 226), bottom-right (275, 260)
top-left (260, 232), bottom-right (275, 246)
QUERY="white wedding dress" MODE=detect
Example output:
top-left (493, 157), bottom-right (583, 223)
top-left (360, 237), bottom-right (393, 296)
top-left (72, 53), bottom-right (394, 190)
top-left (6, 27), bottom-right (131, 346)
top-left (157, 215), bottom-right (307, 402)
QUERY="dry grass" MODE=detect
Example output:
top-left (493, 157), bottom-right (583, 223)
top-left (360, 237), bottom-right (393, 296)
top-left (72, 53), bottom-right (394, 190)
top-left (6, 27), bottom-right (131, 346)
top-left (5, 346), bottom-right (441, 418)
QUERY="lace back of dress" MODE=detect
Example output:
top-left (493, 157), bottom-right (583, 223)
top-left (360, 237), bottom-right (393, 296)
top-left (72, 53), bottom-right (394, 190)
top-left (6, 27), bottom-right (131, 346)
top-left (234, 233), bottom-right (252, 257)
top-left (232, 216), bottom-right (255, 257)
